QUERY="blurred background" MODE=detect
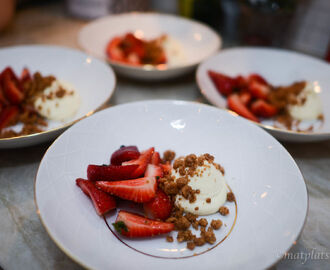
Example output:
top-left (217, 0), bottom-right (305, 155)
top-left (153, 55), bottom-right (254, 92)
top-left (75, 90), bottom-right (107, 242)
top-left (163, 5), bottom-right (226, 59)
top-left (0, 0), bottom-right (329, 60)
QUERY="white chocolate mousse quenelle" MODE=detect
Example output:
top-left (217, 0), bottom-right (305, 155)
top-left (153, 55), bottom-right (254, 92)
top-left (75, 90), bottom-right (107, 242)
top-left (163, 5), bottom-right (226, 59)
top-left (169, 154), bottom-right (229, 216)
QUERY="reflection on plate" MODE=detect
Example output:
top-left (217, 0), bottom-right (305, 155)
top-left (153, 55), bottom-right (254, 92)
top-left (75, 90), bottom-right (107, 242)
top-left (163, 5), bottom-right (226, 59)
top-left (35, 100), bottom-right (307, 270)
top-left (197, 47), bottom-right (330, 142)
top-left (0, 45), bottom-right (116, 148)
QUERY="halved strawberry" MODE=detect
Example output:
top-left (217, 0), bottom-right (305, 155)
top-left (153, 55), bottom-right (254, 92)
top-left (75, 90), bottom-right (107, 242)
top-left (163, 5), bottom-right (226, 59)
top-left (76, 178), bottom-right (116, 216)
top-left (0, 84), bottom-right (9, 106)
top-left (123, 147), bottom-right (154, 178)
top-left (145, 164), bottom-right (163, 178)
top-left (20, 68), bottom-right (31, 84)
top-left (113, 210), bottom-right (174, 237)
top-left (248, 73), bottom-right (269, 86)
top-left (239, 91), bottom-right (252, 105)
top-left (87, 164), bottom-right (138, 181)
top-left (248, 80), bottom-right (270, 100)
top-left (160, 163), bottom-right (172, 174)
top-left (96, 176), bottom-right (157, 203)
top-left (251, 99), bottom-right (278, 118)
top-left (208, 70), bottom-right (235, 96)
top-left (151, 151), bottom-right (161, 165)
top-left (3, 79), bottom-right (24, 104)
top-left (234, 75), bottom-right (248, 89)
top-left (143, 189), bottom-right (172, 220)
top-left (110, 145), bottom-right (140, 165)
top-left (0, 106), bottom-right (19, 130)
top-left (106, 37), bottom-right (125, 62)
top-left (227, 94), bottom-right (259, 122)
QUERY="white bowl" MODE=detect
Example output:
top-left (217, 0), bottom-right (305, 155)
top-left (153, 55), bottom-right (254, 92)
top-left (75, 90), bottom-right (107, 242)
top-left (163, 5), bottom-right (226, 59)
top-left (78, 12), bottom-right (221, 80)
top-left (35, 100), bottom-right (307, 270)
top-left (197, 47), bottom-right (330, 142)
top-left (0, 45), bottom-right (116, 148)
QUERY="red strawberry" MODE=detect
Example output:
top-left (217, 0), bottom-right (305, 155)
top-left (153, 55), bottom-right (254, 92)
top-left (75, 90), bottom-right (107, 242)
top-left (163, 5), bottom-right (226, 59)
top-left (3, 79), bottom-right (24, 104)
top-left (0, 106), bottom-right (19, 130)
top-left (106, 37), bottom-right (125, 62)
top-left (239, 91), bottom-right (252, 105)
top-left (151, 151), bottom-right (161, 165)
top-left (251, 99), bottom-right (278, 118)
top-left (234, 75), bottom-right (248, 89)
top-left (227, 94), bottom-right (259, 122)
top-left (20, 68), bottom-right (31, 84)
top-left (145, 164), bottom-right (163, 178)
top-left (143, 189), bottom-right (172, 220)
top-left (76, 178), bottom-right (116, 216)
top-left (96, 176), bottom-right (157, 203)
top-left (208, 70), bottom-right (235, 96)
top-left (123, 147), bottom-right (154, 178)
top-left (248, 73), bottom-right (269, 86)
top-left (160, 163), bottom-right (172, 174)
top-left (0, 84), bottom-right (9, 106)
top-left (113, 210), bottom-right (174, 237)
top-left (248, 80), bottom-right (270, 100)
top-left (110, 145), bottom-right (140, 165)
top-left (87, 164), bottom-right (138, 181)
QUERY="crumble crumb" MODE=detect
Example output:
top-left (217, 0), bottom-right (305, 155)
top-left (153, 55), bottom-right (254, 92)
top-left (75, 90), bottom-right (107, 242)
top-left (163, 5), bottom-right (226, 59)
top-left (219, 206), bottom-right (229, 216)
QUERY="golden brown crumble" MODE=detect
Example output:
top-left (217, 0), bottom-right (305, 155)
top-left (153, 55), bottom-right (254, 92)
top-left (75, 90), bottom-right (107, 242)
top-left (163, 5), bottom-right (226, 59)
top-left (227, 192), bottom-right (235, 202)
top-left (166, 235), bottom-right (173, 242)
top-left (219, 206), bottom-right (229, 216)
top-left (211, 219), bottom-right (223, 230)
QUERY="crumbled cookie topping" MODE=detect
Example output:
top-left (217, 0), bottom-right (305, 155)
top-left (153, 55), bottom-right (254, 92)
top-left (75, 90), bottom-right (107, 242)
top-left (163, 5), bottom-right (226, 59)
top-left (219, 206), bottom-right (229, 216)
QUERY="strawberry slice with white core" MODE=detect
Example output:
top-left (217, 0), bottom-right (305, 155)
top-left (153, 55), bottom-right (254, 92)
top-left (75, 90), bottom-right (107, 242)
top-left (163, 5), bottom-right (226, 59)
top-left (96, 176), bottom-right (157, 203)
top-left (76, 178), bottom-right (116, 216)
top-left (113, 210), bottom-right (174, 238)
top-left (123, 147), bottom-right (154, 178)
top-left (145, 164), bottom-right (163, 178)
top-left (248, 80), bottom-right (271, 100)
top-left (227, 94), bottom-right (259, 123)
top-left (87, 164), bottom-right (138, 181)
top-left (151, 151), bottom-right (161, 165)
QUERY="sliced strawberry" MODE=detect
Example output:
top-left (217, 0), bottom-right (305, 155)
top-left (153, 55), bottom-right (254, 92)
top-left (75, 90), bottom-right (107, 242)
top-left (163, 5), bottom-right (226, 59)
top-left (0, 106), bottom-right (19, 130)
top-left (0, 84), bottom-right (9, 106)
top-left (160, 163), bottom-right (172, 174)
top-left (208, 70), bottom-right (235, 96)
top-left (76, 178), bottom-right (116, 216)
top-left (248, 73), bottom-right (269, 86)
top-left (248, 80), bottom-right (270, 100)
top-left (123, 147), bottom-right (154, 178)
top-left (145, 164), bottom-right (163, 178)
top-left (227, 94), bottom-right (259, 122)
top-left (87, 164), bottom-right (138, 181)
top-left (106, 37), bottom-right (125, 62)
top-left (234, 75), bottom-right (248, 89)
top-left (239, 91), bottom-right (252, 105)
top-left (96, 176), bottom-right (157, 203)
top-left (20, 68), bottom-right (31, 84)
top-left (110, 145), bottom-right (140, 165)
top-left (151, 151), bottom-right (161, 165)
top-left (143, 189), bottom-right (172, 220)
top-left (251, 99), bottom-right (278, 118)
top-left (3, 79), bottom-right (24, 104)
top-left (113, 210), bottom-right (174, 238)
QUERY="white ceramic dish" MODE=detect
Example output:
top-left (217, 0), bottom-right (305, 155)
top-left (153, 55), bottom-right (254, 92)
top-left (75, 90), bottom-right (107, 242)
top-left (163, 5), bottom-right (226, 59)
top-left (35, 100), bottom-right (307, 270)
top-left (0, 45), bottom-right (116, 148)
top-left (196, 47), bottom-right (330, 142)
top-left (78, 13), bottom-right (221, 80)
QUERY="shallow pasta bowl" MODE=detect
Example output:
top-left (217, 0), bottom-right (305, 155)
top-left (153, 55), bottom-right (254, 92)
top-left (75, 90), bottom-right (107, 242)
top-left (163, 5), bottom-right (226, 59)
top-left (35, 100), bottom-right (307, 270)
top-left (196, 47), bottom-right (330, 142)
top-left (78, 12), bottom-right (221, 80)
top-left (0, 45), bottom-right (116, 148)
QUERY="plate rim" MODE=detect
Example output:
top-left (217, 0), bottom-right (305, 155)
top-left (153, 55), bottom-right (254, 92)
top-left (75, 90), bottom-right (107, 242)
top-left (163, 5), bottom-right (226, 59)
top-left (196, 46), bottom-right (330, 137)
top-left (78, 11), bottom-right (222, 72)
top-left (0, 44), bottom-right (117, 144)
top-left (34, 99), bottom-right (308, 270)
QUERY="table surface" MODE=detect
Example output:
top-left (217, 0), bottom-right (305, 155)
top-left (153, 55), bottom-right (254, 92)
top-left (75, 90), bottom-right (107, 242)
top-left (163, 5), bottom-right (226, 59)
top-left (0, 3), bottom-right (329, 270)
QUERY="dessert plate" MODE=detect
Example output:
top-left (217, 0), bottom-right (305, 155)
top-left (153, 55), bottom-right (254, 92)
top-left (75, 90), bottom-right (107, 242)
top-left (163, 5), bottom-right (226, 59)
top-left (0, 45), bottom-right (116, 148)
top-left (197, 47), bottom-right (330, 142)
top-left (35, 100), bottom-right (307, 270)
top-left (78, 13), bottom-right (221, 80)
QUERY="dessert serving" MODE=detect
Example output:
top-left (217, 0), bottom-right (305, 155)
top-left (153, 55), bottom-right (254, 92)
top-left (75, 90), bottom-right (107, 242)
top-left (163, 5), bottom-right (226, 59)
top-left (75, 145), bottom-right (235, 251)
top-left (106, 32), bottom-right (186, 67)
top-left (0, 67), bottom-right (80, 138)
top-left (208, 70), bottom-right (323, 131)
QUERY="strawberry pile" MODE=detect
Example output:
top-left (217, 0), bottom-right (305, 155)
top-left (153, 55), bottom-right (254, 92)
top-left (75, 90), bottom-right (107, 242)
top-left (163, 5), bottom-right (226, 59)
top-left (76, 145), bottom-right (175, 238)
top-left (208, 70), bottom-right (278, 123)
top-left (0, 67), bottom-right (31, 132)
top-left (106, 33), bottom-right (167, 66)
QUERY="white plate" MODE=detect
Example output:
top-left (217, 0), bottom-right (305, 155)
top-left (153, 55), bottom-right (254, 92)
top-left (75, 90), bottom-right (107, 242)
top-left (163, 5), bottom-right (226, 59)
top-left (196, 47), bottom-right (330, 142)
top-left (78, 13), bottom-right (221, 80)
top-left (35, 100), bottom-right (307, 270)
top-left (0, 45), bottom-right (116, 148)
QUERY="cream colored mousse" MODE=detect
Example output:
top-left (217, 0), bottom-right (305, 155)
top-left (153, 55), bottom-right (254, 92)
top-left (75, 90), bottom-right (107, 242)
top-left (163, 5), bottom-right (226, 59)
top-left (162, 36), bottom-right (186, 66)
top-left (173, 157), bottom-right (228, 216)
top-left (289, 82), bottom-right (323, 121)
top-left (34, 80), bottom-right (80, 122)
